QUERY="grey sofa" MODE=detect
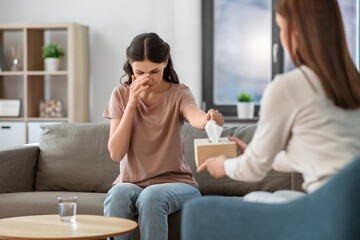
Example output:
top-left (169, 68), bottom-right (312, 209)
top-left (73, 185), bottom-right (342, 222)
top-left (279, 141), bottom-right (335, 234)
top-left (0, 123), bottom-right (303, 240)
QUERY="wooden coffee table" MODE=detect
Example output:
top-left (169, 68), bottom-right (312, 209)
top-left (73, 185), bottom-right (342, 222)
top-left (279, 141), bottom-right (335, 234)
top-left (0, 214), bottom-right (137, 240)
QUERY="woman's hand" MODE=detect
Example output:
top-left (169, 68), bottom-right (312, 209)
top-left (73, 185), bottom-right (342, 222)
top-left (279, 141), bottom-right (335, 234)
top-left (128, 74), bottom-right (152, 108)
top-left (197, 155), bottom-right (227, 179)
top-left (229, 137), bottom-right (247, 154)
top-left (203, 109), bottom-right (224, 127)
top-left (183, 105), bottom-right (224, 130)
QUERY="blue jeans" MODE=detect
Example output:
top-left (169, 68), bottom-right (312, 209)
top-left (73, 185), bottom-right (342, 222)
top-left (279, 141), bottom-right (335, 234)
top-left (104, 182), bottom-right (201, 240)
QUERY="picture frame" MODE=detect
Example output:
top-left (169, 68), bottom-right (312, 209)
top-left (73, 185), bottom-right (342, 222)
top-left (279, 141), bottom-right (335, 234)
top-left (0, 45), bottom-right (7, 71)
top-left (39, 100), bottom-right (63, 118)
top-left (0, 99), bottom-right (21, 117)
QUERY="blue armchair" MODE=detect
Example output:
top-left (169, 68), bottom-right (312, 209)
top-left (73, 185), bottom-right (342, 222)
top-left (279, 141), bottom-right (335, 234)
top-left (182, 156), bottom-right (360, 240)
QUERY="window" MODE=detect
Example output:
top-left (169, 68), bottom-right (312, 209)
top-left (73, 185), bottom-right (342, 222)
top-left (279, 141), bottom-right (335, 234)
top-left (202, 0), bottom-right (359, 117)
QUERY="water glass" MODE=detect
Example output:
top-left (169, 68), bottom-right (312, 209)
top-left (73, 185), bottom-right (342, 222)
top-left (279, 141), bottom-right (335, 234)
top-left (57, 196), bottom-right (77, 222)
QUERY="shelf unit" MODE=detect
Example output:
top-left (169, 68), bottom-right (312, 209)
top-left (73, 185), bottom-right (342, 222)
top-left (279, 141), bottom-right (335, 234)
top-left (0, 23), bottom-right (89, 145)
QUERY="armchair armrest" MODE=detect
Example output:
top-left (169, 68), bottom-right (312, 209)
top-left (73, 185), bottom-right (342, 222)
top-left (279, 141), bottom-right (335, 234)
top-left (0, 145), bottom-right (39, 193)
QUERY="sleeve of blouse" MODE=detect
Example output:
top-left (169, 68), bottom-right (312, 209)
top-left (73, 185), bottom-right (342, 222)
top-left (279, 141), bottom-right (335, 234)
top-left (272, 150), bottom-right (297, 172)
top-left (103, 87), bottom-right (125, 119)
top-left (179, 85), bottom-right (197, 114)
top-left (224, 75), bottom-right (297, 182)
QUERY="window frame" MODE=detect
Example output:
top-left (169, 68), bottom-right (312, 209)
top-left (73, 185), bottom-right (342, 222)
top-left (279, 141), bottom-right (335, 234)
top-left (202, 0), bottom-right (359, 117)
top-left (202, 0), bottom-right (282, 117)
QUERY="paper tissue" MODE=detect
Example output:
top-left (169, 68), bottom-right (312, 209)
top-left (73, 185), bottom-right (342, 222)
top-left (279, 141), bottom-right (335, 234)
top-left (194, 120), bottom-right (237, 167)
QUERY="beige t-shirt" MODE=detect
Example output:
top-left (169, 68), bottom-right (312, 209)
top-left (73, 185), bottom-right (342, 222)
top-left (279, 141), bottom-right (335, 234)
top-left (103, 83), bottom-right (198, 188)
top-left (224, 66), bottom-right (360, 193)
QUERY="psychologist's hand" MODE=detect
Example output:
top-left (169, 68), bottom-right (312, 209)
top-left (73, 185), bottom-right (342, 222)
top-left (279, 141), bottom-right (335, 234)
top-left (229, 137), bottom-right (247, 154)
top-left (204, 109), bottom-right (224, 127)
top-left (197, 155), bottom-right (227, 179)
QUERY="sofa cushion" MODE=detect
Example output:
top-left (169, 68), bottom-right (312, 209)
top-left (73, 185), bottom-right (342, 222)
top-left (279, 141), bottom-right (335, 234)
top-left (0, 146), bottom-right (39, 193)
top-left (182, 123), bottom-right (294, 196)
top-left (0, 191), bottom-right (106, 218)
top-left (35, 123), bottom-right (119, 193)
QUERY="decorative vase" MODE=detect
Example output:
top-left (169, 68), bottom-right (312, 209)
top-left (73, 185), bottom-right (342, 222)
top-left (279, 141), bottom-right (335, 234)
top-left (44, 58), bottom-right (62, 71)
top-left (237, 102), bottom-right (255, 119)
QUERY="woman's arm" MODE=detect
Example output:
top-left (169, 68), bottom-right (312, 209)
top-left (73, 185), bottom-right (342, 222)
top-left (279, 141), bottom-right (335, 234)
top-left (272, 151), bottom-right (297, 172)
top-left (183, 104), bottom-right (224, 129)
top-left (108, 106), bottom-right (136, 162)
top-left (199, 76), bottom-right (297, 181)
top-left (108, 74), bottom-right (151, 162)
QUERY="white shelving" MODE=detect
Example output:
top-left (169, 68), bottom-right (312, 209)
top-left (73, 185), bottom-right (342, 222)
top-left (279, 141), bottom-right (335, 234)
top-left (0, 23), bottom-right (89, 146)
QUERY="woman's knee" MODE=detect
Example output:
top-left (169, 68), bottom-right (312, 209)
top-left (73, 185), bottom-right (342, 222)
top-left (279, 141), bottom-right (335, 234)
top-left (104, 183), bottom-right (141, 208)
top-left (135, 183), bottom-right (200, 214)
top-left (136, 186), bottom-right (166, 213)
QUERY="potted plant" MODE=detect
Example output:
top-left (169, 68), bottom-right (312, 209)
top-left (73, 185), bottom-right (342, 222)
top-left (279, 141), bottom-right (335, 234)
top-left (237, 92), bottom-right (254, 119)
top-left (42, 43), bottom-right (65, 71)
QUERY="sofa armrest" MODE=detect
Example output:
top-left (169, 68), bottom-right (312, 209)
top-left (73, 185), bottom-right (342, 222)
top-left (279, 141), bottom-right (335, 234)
top-left (0, 145), bottom-right (39, 193)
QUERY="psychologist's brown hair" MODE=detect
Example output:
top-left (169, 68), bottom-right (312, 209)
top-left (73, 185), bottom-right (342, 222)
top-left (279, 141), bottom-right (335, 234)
top-left (276, 0), bottom-right (360, 109)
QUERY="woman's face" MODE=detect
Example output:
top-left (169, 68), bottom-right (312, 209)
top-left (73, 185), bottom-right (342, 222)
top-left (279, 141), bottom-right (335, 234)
top-left (276, 13), bottom-right (297, 56)
top-left (131, 59), bottom-right (167, 89)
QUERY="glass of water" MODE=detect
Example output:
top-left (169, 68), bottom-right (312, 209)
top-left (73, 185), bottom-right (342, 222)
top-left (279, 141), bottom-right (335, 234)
top-left (57, 196), bottom-right (78, 222)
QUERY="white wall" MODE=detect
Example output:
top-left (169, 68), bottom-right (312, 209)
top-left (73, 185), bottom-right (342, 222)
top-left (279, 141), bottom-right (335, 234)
top-left (0, 0), bottom-right (202, 123)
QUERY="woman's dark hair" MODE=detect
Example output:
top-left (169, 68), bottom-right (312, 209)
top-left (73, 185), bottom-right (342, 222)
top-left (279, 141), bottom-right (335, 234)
top-left (276, 0), bottom-right (360, 109)
top-left (121, 33), bottom-right (179, 85)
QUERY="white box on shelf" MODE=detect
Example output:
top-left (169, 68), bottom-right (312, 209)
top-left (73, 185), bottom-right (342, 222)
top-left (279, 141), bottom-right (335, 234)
top-left (0, 99), bottom-right (21, 117)
top-left (27, 121), bottom-right (64, 144)
top-left (0, 121), bottom-right (26, 148)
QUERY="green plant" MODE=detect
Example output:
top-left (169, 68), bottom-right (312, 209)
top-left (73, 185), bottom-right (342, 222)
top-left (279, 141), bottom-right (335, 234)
top-left (42, 43), bottom-right (65, 58)
top-left (237, 92), bottom-right (253, 102)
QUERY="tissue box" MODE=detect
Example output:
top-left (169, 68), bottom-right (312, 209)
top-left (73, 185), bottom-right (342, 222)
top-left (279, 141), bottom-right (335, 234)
top-left (194, 138), bottom-right (237, 167)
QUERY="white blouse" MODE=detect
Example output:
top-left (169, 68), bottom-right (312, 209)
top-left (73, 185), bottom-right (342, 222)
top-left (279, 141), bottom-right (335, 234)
top-left (224, 66), bottom-right (360, 193)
